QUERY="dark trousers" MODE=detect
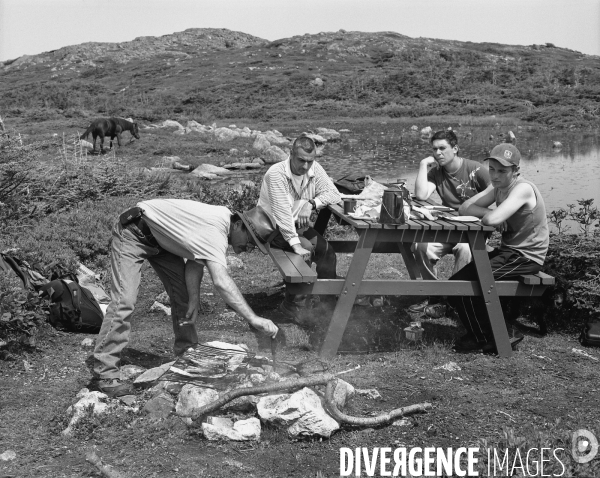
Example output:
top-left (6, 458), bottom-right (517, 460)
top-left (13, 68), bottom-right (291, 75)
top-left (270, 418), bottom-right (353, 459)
top-left (447, 249), bottom-right (542, 343)
top-left (271, 227), bottom-right (337, 305)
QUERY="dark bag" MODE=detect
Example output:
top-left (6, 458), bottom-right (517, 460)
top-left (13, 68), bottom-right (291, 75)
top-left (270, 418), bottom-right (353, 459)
top-left (334, 174), bottom-right (368, 195)
top-left (579, 320), bottom-right (600, 347)
top-left (38, 279), bottom-right (104, 333)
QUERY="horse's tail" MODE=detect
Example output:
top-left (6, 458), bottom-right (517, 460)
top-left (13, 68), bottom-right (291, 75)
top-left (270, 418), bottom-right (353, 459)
top-left (80, 124), bottom-right (93, 140)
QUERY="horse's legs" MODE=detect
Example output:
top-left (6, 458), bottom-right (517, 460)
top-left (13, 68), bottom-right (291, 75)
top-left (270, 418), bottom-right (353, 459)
top-left (116, 133), bottom-right (122, 147)
top-left (92, 133), bottom-right (98, 152)
top-left (99, 134), bottom-right (105, 152)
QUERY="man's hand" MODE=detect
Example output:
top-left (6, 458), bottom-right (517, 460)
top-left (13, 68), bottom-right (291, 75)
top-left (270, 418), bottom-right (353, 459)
top-left (292, 243), bottom-right (312, 262)
top-left (297, 201), bottom-right (313, 229)
top-left (421, 156), bottom-right (437, 167)
top-left (179, 303), bottom-right (199, 327)
top-left (248, 316), bottom-right (279, 339)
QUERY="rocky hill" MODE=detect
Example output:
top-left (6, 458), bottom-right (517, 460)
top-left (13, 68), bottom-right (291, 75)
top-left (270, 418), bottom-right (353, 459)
top-left (2, 28), bottom-right (600, 127)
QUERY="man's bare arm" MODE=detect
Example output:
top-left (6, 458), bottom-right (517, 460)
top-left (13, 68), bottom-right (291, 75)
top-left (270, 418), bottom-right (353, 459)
top-left (414, 157), bottom-right (437, 200)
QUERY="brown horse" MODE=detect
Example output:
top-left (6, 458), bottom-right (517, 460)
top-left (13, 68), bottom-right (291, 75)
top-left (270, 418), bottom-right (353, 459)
top-left (80, 117), bottom-right (140, 152)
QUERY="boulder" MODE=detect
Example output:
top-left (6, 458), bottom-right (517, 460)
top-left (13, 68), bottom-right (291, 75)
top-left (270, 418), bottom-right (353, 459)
top-left (162, 120), bottom-right (184, 129)
top-left (310, 78), bottom-right (324, 87)
top-left (420, 126), bottom-right (432, 135)
top-left (192, 163), bottom-right (233, 176)
top-left (261, 145), bottom-right (288, 164)
top-left (263, 131), bottom-right (291, 147)
top-left (213, 127), bottom-right (240, 142)
top-left (330, 379), bottom-right (355, 409)
top-left (175, 384), bottom-right (219, 418)
top-left (63, 389), bottom-right (109, 436)
top-left (143, 392), bottom-right (175, 418)
top-left (316, 127), bottom-right (341, 142)
top-left (172, 129), bottom-right (185, 135)
top-left (120, 365), bottom-right (146, 381)
top-left (252, 134), bottom-right (271, 152)
top-left (81, 337), bottom-right (94, 348)
top-left (553, 141), bottom-right (562, 148)
top-left (252, 158), bottom-right (265, 166)
top-left (202, 417), bottom-right (261, 441)
top-left (410, 125), bottom-right (419, 131)
top-left (287, 408), bottom-right (339, 439)
top-left (134, 361), bottom-right (175, 388)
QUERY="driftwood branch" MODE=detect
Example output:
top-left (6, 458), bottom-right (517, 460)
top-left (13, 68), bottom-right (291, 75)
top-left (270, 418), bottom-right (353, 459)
top-left (85, 450), bottom-right (126, 478)
top-left (324, 380), bottom-right (432, 426)
top-left (191, 373), bottom-right (337, 420)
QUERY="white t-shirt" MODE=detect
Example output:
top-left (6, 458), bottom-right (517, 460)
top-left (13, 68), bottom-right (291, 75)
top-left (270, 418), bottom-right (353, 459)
top-left (138, 199), bottom-right (230, 268)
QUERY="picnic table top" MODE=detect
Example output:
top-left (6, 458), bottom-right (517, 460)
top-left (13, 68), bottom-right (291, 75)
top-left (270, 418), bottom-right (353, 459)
top-left (329, 197), bottom-right (496, 233)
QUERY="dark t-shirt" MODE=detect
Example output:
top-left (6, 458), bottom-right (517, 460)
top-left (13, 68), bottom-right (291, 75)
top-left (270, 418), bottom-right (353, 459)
top-left (427, 158), bottom-right (491, 209)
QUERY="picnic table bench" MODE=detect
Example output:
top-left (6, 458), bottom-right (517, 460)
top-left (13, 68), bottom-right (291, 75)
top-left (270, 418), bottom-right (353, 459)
top-left (266, 197), bottom-right (554, 359)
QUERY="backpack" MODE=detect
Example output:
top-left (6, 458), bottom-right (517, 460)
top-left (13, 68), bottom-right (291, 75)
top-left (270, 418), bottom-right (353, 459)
top-left (334, 174), bottom-right (368, 195)
top-left (579, 320), bottom-right (600, 347)
top-left (38, 279), bottom-right (104, 333)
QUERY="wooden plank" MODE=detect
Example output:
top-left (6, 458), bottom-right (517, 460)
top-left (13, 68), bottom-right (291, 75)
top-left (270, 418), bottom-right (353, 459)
top-left (327, 241), bottom-right (402, 254)
top-left (536, 272), bottom-right (556, 285)
top-left (521, 274), bottom-right (541, 285)
top-left (468, 232), bottom-right (512, 358)
top-left (283, 250), bottom-right (317, 283)
top-left (320, 229), bottom-right (378, 359)
top-left (268, 248), bottom-right (315, 284)
top-left (287, 279), bottom-right (548, 297)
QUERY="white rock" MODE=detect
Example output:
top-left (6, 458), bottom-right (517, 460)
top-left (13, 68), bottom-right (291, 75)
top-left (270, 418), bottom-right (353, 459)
top-left (162, 120), bottom-right (184, 129)
top-left (433, 361), bottom-right (461, 372)
top-left (81, 337), bottom-right (95, 347)
top-left (227, 256), bottom-right (245, 270)
top-left (315, 127), bottom-right (341, 141)
top-left (190, 171), bottom-right (219, 180)
top-left (120, 365), bottom-right (146, 381)
top-left (553, 141), bottom-right (563, 148)
top-left (420, 126), bottom-right (432, 135)
top-left (410, 125), bottom-right (419, 131)
top-left (252, 134), bottom-right (271, 152)
top-left (202, 417), bottom-right (261, 441)
top-left (134, 361), bottom-right (175, 387)
top-left (63, 390), bottom-right (109, 435)
top-left (261, 145), bottom-right (288, 164)
top-left (310, 78), bottom-right (324, 87)
top-left (331, 379), bottom-right (355, 409)
top-left (192, 163), bottom-right (233, 176)
top-left (213, 127), bottom-right (240, 142)
top-left (78, 140), bottom-right (94, 150)
top-left (149, 301), bottom-right (171, 316)
top-left (175, 384), bottom-right (219, 417)
top-left (0, 450), bottom-right (16, 461)
top-left (301, 132), bottom-right (327, 144)
top-left (143, 392), bottom-right (175, 417)
top-left (252, 158), bottom-right (265, 165)
top-left (355, 388), bottom-right (381, 399)
top-left (242, 127), bottom-right (251, 133)
top-left (339, 129), bottom-right (351, 133)
top-left (287, 407), bottom-right (339, 438)
top-left (263, 131), bottom-right (291, 147)
top-left (172, 129), bottom-right (185, 135)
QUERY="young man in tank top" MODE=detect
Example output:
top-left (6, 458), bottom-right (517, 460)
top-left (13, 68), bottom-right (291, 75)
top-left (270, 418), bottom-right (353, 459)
top-left (449, 143), bottom-right (549, 353)
top-left (409, 130), bottom-right (491, 317)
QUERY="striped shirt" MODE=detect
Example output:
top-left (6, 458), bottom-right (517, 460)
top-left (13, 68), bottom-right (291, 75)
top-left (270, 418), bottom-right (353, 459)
top-left (258, 159), bottom-right (341, 246)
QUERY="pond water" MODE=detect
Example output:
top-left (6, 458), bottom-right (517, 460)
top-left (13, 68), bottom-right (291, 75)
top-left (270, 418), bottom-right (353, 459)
top-left (306, 125), bottom-right (600, 220)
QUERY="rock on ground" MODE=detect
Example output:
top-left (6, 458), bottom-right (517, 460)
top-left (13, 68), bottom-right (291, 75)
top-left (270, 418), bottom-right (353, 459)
top-left (0, 450), bottom-right (16, 461)
top-left (134, 361), bottom-right (175, 388)
top-left (63, 389), bottom-right (110, 436)
top-left (162, 120), bottom-right (184, 129)
top-left (261, 145), bottom-right (288, 164)
top-left (330, 379), bottom-right (355, 409)
top-left (315, 127), bottom-right (341, 141)
top-left (120, 364), bottom-right (146, 381)
top-left (192, 164), bottom-right (233, 176)
top-left (175, 384), bottom-right (219, 418)
top-left (202, 417), bottom-right (261, 441)
top-left (252, 134), bottom-right (271, 152)
top-left (227, 256), bottom-right (245, 270)
top-left (214, 127), bottom-right (240, 142)
top-left (143, 392), bottom-right (175, 418)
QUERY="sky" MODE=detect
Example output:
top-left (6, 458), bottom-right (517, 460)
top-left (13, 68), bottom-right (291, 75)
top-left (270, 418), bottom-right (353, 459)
top-left (0, 0), bottom-right (599, 61)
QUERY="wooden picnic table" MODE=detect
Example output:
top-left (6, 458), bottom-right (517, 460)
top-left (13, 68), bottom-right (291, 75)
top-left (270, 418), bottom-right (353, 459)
top-left (270, 196), bottom-right (554, 360)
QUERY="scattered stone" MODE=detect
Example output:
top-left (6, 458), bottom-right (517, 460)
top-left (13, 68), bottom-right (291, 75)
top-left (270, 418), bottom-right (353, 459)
top-left (0, 450), bottom-right (16, 461)
top-left (339, 129), bottom-right (351, 133)
top-left (229, 148), bottom-right (239, 155)
top-left (392, 418), bottom-right (411, 427)
top-left (192, 163), bottom-right (233, 176)
top-left (355, 388), bottom-right (381, 400)
top-left (134, 361), bottom-right (176, 388)
top-left (214, 127), bottom-right (240, 142)
top-left (310, 77), bottom-right (324, 87)
top-left (263, 131), bottom-right (291, 147)
top-left (155, 291), bottom-right (170, 305)
top-left (63, 389), bottom-right (110, 435)
top-left (0, 339), bottom-right (7, 349)
top-left (143, 392), bottom-right (175, 418)
top-left (420, 126), bottom-right (432, 135)
top-left (410, 125), bottom-right (419, 131)
top-left (553, 141), bottom-right (563, 148)
top-left (507, 131), bottom-right (517, 143)
top-left (149, 301), bottom-right (171, 316)
top-left (81, 338), bottom-right (95, 348)
top-left (239, 179), bottom-right (255, 188)
top-left (433, 361), bottom-right (461, 372)
top-left (202, 416), bottom-right (261, 441)
top-left (315, 127), bottom-right (341, 141)
top-left (175, 384), bottom-right (220, 417)
top-left (252, 134), bottom-right (271, 152)
top-left (330, 379), bottom-right (355, 409)
top-left (252, 158), bottom-right (265, 165)
top-left (162, 120), bottom-right (184, 129)
top-left (78, 139), bottom-right (94, 150)
top-left (262, 145), bottom-right (288, 164)
top-left (120, 365), bottom-right (146, 381)
top-left (118, 395), bottom-right (137, 406)
top-left (227, 256), bottom-right (245, 270)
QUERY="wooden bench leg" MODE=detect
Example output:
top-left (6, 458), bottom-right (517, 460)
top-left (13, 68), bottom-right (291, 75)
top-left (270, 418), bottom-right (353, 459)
top-left (398, 243), bottom-right (422, 280)
top-left (313, 207), bottom-right (332, 236)
top-left (468, 232), bottom-right (512, 358)
top-left (319, 229), bottom-right (378, 359)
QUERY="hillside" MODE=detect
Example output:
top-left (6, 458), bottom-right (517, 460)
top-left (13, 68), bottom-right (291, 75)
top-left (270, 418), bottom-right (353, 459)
top-left (2, 28), bottom-right (600, 127)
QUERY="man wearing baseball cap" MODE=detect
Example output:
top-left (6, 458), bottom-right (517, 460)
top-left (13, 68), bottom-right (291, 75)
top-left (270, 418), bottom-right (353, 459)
top-left (448, 143), bottom-right (549, 353)
top-left (93, 198), bottom-right (278, 397)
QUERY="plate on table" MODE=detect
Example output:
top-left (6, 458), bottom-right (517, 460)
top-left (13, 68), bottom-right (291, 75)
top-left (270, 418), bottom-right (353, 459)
top-left (424, 205), bottom-right (454, 211)
top-left (445, 216), bottom-right (480, 222)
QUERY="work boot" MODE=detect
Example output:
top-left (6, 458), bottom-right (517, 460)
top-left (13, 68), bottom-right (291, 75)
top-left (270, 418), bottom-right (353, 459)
top-left (407, 299), bottom-right (429, 314)
top-left (97, 378), bottom-right (136, 398)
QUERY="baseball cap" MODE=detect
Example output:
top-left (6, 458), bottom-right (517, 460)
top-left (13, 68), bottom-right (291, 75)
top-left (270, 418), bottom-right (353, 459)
top-left (486, 143), bottom-right (521, 167)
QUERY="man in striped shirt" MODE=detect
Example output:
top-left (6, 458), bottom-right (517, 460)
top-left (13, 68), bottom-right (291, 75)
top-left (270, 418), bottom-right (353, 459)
top-left (257, 135), bottom-right (341, 323)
